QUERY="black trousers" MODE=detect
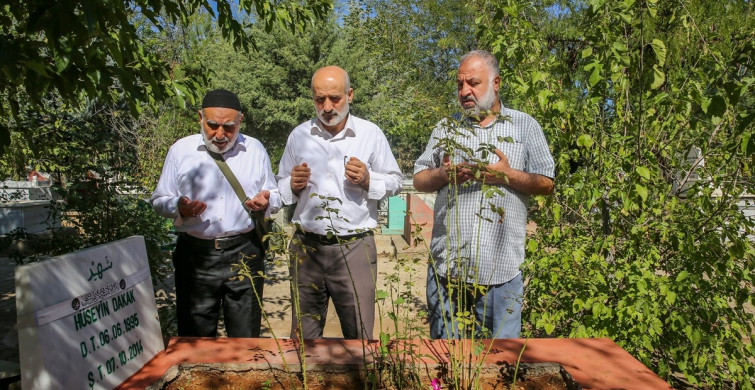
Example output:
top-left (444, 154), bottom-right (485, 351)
top-left (173, 233), bottom-right (265, 337)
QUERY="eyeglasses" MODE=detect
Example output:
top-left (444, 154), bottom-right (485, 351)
top-left (203, 119), bottom-right (238, 132)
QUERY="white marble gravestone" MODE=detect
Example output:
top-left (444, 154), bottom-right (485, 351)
top-left (16, 236), bottom-right (164, 389)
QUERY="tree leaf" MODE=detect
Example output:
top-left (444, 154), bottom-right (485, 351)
top-left (636, 166), bottom-right (650, 180)
top-left (21, 60), bottom-right (49, 77)
top-left (741, 132), bottom-right (754, 156)
top-left (577, 134), bottom-right (594, 148)
top-left (589, 63), bottom-right (603, 87)
top-left (589, 0), bottom-right (605, 11)
top-left (651, 65), bottom-right (665, 89)
top-left (635, 184), bottom-right (648, 202)
top-left (666, 291), bottom-right (677, 305)
top-left (553, 100), bottom-right (566, 113)
top-left (650, 39), bottom-right (667, 66)
top-left (706, 95), bottom-right (727, 118)
top-left (701, 97), bottom-right (711, 113)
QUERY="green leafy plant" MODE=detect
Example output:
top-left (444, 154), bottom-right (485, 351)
top-left (0, 0), bottom-right (334, 154)
top-left (474, 0), bottom-right (755, 387)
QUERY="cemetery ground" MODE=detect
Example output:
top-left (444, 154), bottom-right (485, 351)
top-left (0, 226), bottom-right (752, 389)
top-left (0, 232), bottom-right (429, 389)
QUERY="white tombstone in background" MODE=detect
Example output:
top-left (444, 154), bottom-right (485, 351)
top-left (16, 236), bottom-right (164, 390)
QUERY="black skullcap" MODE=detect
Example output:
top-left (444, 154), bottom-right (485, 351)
top-left (201, 89), bottom-right (242, 111)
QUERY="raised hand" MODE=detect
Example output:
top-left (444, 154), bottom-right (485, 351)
top-left (178, 196), bottom-right (207, 218)
top-left (245, 190), bottom-right (270, 211)
top-left (291, 163), bottom-right (311, 195)
top-left (345, 157), bottom-right (370, 189)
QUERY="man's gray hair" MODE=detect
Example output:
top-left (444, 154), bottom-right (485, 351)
top-left (460, 50), bottom-right (500, 76)
top-left (311, 68), bottom-right (351, 94)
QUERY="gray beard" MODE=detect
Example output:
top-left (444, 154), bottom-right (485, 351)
top-left (462, 84), bottom-right (497, 117)
top-left (202, 128), bottom-right (238, 154)
top-left (317, 102), bottom-right (350, 128)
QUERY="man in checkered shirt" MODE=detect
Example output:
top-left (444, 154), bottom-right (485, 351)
top-left (413, 50), bottom-right (555, 339)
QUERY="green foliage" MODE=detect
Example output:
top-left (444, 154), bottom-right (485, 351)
top-left (198, 14), bottom-right (341, 166)
top-left (332, 0), bottom-right (478, 172)
top-left (0, 0), bottom-right (334, 282)
top-left (0, 0), bottom-right (333, 154)
top-left (0, 99), bottom-right (174, 280)
top-left (474, 0), bottom-right (755, 387)
top-left (4, 0), bottom-right (753, 387)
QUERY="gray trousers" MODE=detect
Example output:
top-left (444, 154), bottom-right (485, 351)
top-left (289, 234), bottom-right (377, 340)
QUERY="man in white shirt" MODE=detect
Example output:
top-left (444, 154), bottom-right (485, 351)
top-left (151, 89), bottom-right (281, 337)
top-left (277, 66), bottom-right (403, 340)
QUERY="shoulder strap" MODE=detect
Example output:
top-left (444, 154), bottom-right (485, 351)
top-left (208, 151), bottom-right (249, 207)
top-left (208, 151), bottom-right (266, 246)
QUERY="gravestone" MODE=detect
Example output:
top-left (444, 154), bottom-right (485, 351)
top-left (0, 200), bottom-right (57, 235)
top-left (382, 195), bottom-right (406, 234)
top-left (15, 236), bottom-right (163, 389)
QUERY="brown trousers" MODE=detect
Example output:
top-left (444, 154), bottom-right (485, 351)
top-left (289, 234), bottom-right (377, 340)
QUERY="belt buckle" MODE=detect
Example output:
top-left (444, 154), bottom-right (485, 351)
top-left (214, 239), bottom-right (221, 250)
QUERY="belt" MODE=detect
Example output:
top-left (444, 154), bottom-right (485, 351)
top-left (179, 232), bottom-right (253, 250)
top-left (296, 229), bottom-right (374, 246)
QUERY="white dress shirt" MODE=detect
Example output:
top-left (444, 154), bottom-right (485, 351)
top-left (150, 133), bottom-right (281, 239)
top-left (277, 115), bottom-right (403, 235)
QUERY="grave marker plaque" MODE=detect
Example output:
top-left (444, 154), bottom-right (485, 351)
top-left (16, 236), bottom-right (163, 389)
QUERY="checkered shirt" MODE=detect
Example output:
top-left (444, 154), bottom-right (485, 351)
top-left (413, 106), bottom-right (555, 285)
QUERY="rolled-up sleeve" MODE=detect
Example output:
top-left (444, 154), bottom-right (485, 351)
top-left (367, 132), bottom-right (403, 199)
top-left (525, 119), bottom-right (556, 179)
top-left (260, 150), bottom-right (282, 218)
top-left (414, 122), bottom-right (445, 174)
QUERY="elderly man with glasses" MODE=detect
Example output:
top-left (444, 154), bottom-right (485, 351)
top-left (151, 89), bottom-right (281, 337)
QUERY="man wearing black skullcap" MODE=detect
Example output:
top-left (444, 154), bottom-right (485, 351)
top-left (151, 89), bottom-right (281, 337)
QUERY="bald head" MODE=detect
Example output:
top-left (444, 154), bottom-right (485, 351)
top-left (311, 66), bottom-right (351, 94)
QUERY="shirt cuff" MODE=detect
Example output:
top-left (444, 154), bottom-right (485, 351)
top-left (265, 192), bottom-right (283, 218)
top-left (278, 176), bottom-right (299, 205)
top-left (367, 170), bottom-right (387, 200)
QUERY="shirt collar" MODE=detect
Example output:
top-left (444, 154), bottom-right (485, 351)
top-left (462, 101), bottom-right (508, 129)
top-left (309, 115), bottom-right (356, 140)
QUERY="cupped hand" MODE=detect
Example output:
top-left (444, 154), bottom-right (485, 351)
top-left (178, 197), bottom-right (207, 218)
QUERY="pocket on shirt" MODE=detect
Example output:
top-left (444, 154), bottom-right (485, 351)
top-left (499, 143), bottom-right (526, 171)
top-left (343, 179), bottom-right (366, 204)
